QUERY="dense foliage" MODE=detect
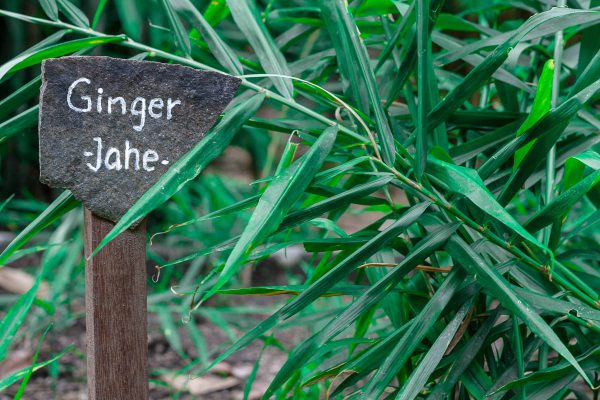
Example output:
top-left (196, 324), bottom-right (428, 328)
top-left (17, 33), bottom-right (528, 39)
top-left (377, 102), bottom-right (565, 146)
top-left (0, 0), bottom-right (599, 398)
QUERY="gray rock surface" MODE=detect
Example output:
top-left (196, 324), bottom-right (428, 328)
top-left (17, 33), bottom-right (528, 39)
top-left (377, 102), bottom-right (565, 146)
top-left (39, 56), bottom-right (240, 223)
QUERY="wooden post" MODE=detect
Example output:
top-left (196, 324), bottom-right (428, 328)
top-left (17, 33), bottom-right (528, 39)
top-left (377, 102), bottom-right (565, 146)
top-left (84, 209), bottom-right (148, 399)
top-left (39, 56), bottom-right (239, 399)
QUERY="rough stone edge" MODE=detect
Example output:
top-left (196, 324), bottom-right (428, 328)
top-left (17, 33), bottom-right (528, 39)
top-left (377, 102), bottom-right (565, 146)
top-left (38, 56), bottom-right (242, 228)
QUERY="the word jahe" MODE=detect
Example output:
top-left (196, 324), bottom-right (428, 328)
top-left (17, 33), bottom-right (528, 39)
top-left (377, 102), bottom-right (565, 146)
top-left (84, 137), bottom-right (169, 172)
top-left (67, 78), bottom-right (182, 132)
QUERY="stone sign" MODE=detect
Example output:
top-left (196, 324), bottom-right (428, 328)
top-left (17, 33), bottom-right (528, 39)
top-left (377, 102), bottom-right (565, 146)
top-left (39, 56), bottom-right (240, 223)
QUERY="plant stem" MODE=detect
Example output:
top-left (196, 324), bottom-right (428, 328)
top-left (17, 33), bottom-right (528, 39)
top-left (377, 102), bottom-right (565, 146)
top-left (375, 159), bottom-right (599, 308)
top-left (415, 0), bottom-right (429, 180)
top-left (0, 9), bottom-right (368, 146)
top-left (544, 0), bottom-right (567, 245)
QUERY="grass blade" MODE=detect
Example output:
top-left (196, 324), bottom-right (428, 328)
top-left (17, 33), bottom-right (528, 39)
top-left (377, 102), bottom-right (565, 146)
top-left (91, 0), bottom-right (107, 29)
top-left (90, 91), bottom-right (262, 258)
top-left (446, 237), bottom-right (592, 387)
top-left (56, 0), bottom-right (89, 27)
top-left (161, 0), bottom-right (191, 57)
top-left (264, 220), bottom-right (456, 398)
top-left (14, 324), bottom-right (53, 399)
top-left (203, 125), bottom-right (338, 300)
top-left (362, 269), bottom-right (467, 399)
top-left (428, 157), bottom-right (547, 253)
top-left (321, 0), bottom-right (395, 165)
top-left (0, 257), bottom-right (51, 360)
top-left (497, 79), bottom-right (600, 205)
top-left (525, 170), bottom-right (600, 233)
top-left (227, 0), bottom-right (292, 98)
top-left (0, 106), bottom-right (38, 142)
top-left (173, 0), bottom-right (243, 75)
top-left (429, 309), bottom-right (500, 399)
top-left (0, 346), bottom-right (72, 391)
top-left (0, 191), bottom-right (78, 266)
top-left (202, 202), bottom-right (430, 374)
top-left (0, 35), bottom-right (125, 82)
top-left (415, 0), bottom-right (430, 178)
top-left (397, 299), bottom-right (474, 400)
top-left (0, 75), bottom-right (41, 120)
top-left (514, 59), bottom-right (554, 168)
top-left (39, 0), bottom-right (58, 21)
top-left (427, 8), bottom-right (600, 132)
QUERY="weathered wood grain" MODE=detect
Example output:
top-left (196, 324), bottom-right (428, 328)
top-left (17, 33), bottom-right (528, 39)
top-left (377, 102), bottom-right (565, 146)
top-left (84, 209), bottom-right (148, 399)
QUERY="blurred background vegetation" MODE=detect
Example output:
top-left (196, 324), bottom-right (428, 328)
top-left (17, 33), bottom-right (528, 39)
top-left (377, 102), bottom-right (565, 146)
top-left (0, 0), bottom-right (599, 399)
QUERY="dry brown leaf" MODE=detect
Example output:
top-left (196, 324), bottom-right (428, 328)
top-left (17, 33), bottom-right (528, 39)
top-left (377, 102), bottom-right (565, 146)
top-left (0, 267), bottom-right (49, 298)
top-left (161, 373), bottom-right (239, 395)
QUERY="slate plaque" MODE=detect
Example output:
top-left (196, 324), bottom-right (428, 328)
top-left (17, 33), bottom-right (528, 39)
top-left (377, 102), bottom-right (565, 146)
top-left (39, 56), bottom-right (241, 223)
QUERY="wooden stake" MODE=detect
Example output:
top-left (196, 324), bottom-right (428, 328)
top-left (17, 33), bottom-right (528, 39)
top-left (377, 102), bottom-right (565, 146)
top-left (84, 209), bottom-right (148, 399)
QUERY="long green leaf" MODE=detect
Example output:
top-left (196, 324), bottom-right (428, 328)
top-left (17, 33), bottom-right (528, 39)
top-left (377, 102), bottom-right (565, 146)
top-left (14, 324), bottom-right (53, 399)
top-left (514, 59), bottom-right (554, 168)
top-left (415, 0), bottom-right (430, 178)
top-left (173, 0), bottom-right (243, 74)
top-left (227, 0), bottom-right (292, 98)
top-left (428, 309), bottom-right (500, 400)
top-left (428, 157), bottom-right (547, 252)
top-left (321, 0), bottom-right (395, 166)
top-left (39, 0), bottom-right (58, 21)
top-left (428, 8), bottom-right (600, 132)
top-left (497, 79), bottom-right (600, 205)
top-left (204, 125), bottom-right (338, 300)
top-left (162, 0), bottom-right (191, 57)
top-left (563, 149), bottom-right (600, 191)
top-left (90, 92), bottom-right (264, 258)
top-left (202, 202), bottom-right (430, 373)
top-left (436, 9), bottom-right (600, 67)
top-left (397, 299), bottom-right (474, 400)
top-left (494, 346), bottom-right (600, 393)
top-left (91, 0), bottom-right (107, 29)
top-left (0, 106), bottom-right (38, 142)
top-left (0, 191), bottom-right (78, 266)
top-left (264, 220), bottom-right (456, 398)
top-left (525, 170), bottom-right (600, 233)
top-left (362, 269), bottom-right (467, 399)
top-left (56, 0), bottom-right (89, 27)
top-left (0, 35), bottom-right (125, 82)
top-left (0, 346), bottom-right (71, 391)
top-left (479, 80), bottom-right (600, 181)
top-left (0, 75), bottom-right (41, 120)
top-left (446, 237), bottom-right (592, 386)
top-left (0, 261), bottom-right (49, 360)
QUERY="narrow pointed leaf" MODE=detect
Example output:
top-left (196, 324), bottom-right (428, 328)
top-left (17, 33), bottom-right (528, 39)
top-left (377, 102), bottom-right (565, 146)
top-left (173, 0), bottom-right (243, 74)
top-left (39, 0), bottom-right (58, 21)
top-left (428, 157), bottom-right (547, 252)
top-left (428, 8), bottom-right (600, 131)
top-left (204, 125), bottom-right (338, 300)
top-left (498, 79), bottom-right (600, 205)
top-left (525, 170), bottom-right (600, 233)
top-left (0, 106), bottom-right (38, 142)
top-left (227, 0), bottom-right (292, 98)
top-left (397, 299), bottom-right (474, 400)
top-left (514, 59), bottom-right (554, 168)
top-left (363, 269), bottom-right (467, 399)
top-left (265, 219), bottom-right (455, 398)
top-left (321, 0), bottom-right (395, 165)
top-left (0, 346), bottom-right (72, 391)
top-left (91, 93), bottom-right (265, 258)
top-left (0, 191), bottom-right (78, 266)
top-left (56, 0), bottom-right (89, 27)
top-left (0, 35), bottom-right (125, 82)
top-left (161, 0), bottom-right (191, 57)
top-left (203, 202), bottom-right (430, 373)
top-left (446, 237), bottom-right (592, 386)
